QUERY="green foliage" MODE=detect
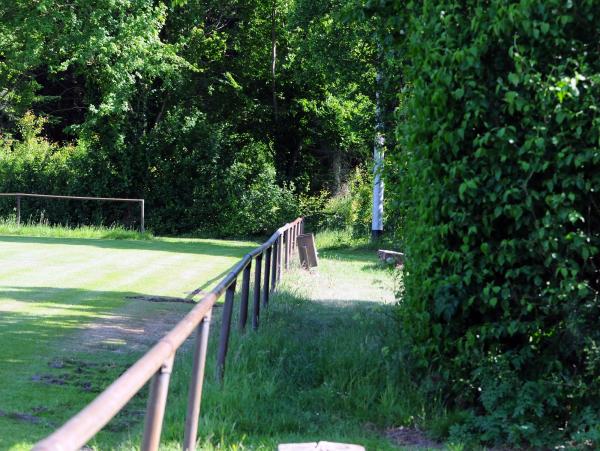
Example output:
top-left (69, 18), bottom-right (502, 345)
top-left (319, 166), bottom-right (373, 236)
top-left (0, 0), bottom-right (376, 237)
top-left (0, 112), bottom-right (90, 223)
top-left (373, 0), bottom-right (600, 447)
top-left (285, 0), bottom-right (376, 193)
top-left (219, 163), bottom-right (299, 237)
top-left (0, 112), bottom-right (298, 236)
top-left (297, 166), bottom-right (373, 236)
top-left (0, 0), bottom-right (182, 125)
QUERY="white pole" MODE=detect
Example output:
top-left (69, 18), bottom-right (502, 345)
top-left (371, 70), bottom-right (384, 240)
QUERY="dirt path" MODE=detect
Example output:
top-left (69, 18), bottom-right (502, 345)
top-left (63, 296), bottom-right (200, 354)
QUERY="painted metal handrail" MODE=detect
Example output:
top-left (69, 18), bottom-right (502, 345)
top-left (0, 192), bottom-right (145, 233)
top-left (33, 217), bottom-right (305, 451)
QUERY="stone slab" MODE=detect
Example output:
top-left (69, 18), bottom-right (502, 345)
top-left (278, 441), bottom-right (365, 451)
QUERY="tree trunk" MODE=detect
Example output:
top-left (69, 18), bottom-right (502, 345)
top-left (332, 147), bottom-right (342, 195)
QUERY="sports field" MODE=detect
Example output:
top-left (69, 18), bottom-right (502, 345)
top-left (0, 234), bottom-right (255, 450)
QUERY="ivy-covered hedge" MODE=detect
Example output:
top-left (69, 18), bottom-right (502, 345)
top-left (386, 1), bottom-right (600, 447)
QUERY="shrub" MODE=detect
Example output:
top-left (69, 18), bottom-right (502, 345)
top-left (220, 163), bottom-right (299, 237)
top-left (298, 189), bottom-right (330, 231)
top-left (0, 111), bottom-right (301, 237)
top-left (382, 1), bottom-right (600, 447)
top-left (0, 112), bottom-right (89, 223)
top-left (315, 165), bottom-right (373, 236)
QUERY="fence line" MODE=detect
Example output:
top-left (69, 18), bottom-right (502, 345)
top-left (0, 192), bottom-right (145, 233)
top-left (33, 217), bottom-right (305, 451)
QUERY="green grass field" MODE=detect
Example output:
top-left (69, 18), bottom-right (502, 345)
top-left (0, 231), bottom-right (255, 450)
top-left (0, 227), bottom-right (425, 450)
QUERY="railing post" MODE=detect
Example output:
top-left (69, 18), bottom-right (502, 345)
top-left (271, 239), bottom-right (278, 291)
top-left (239, 261), bottom-right (251, 331)
top-left (253, 254), bottom-right (262, 329)
top-left (216, 281), bottom-right (236, 383)
top-left (142, 353), bottom-right (175, 451)
top-left (277, 234), bottom-right (283, 282)
top-left (284, 229), bottom-right (290, 270)
top-left (140, 200), bottom-right (145, 234)
top-left (288, 228), bottom-right (292, 266)
top-left (16, 195), bottom-right (21, 226)
top-left (292, 224), bottom-right (297, 251)
top-left (183, 311), bottom-right (212, 451)
top-left (263, 247), bottom-right (271, 306)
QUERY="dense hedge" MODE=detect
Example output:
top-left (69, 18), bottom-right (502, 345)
top-left (386, 1), bottom-right (600, 447)
top-left (0, 112), bottom-right (298, 236)
top-left (0, 111), bottom-right (372, 237)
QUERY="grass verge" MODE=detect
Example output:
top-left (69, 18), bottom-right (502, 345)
top-left (0, 218), bottom-right (151, 240)
top-left (102, 232), bottom-right (431, 450)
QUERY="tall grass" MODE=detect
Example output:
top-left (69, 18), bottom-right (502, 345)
top-left (0, 217), bottom-right (152, 240)
top-left (314, 228), bottom-right (399, 253)
top-left (98, 236), bottom-right (432, 450)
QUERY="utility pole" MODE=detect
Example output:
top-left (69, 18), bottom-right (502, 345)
top-left (271, 0), bottom-right (278, 120)
top-left (371, 70), bottom-right (384, 240)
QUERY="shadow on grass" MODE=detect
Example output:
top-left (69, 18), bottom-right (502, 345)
top-left (0, 286), bottom-right (151, 368)
top-left (0, 285), bottom-right (138, 308)
top-left (0, 234), bottom-right (256, 257)
top-left (148, 281), bottom-right (410, 450)
top-left (0, 285), bottom-right (198, 449)
top-left (0, 287), bottom-right (135, 446)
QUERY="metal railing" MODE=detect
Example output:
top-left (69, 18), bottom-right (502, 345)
top-left (33, 217), bottom-right (305, 451)
top-left (0, 193), bottom-right (145, 233)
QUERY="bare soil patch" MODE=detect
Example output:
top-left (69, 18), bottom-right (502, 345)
top-left (64, 297), bottom-right (195, 354)
top-left (31, 358), bottom-right (129, 394)
top-left (385, 426), bottom-right (443, 449)
top-left (0, 407), bottom-right (51, 426)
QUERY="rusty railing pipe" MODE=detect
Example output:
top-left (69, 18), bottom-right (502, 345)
top-left (142, 354), bottom-right (176, 451)
top-left (183, 312), bottom-right (212, 451)
top-left (252, 254), bottom-right (262, 329)
top-left (271, 241), bottom-right (277, 291)
top-left (216, 282), bottom-right (236, 383)
top-left (239, 262), bottom-right (251, 331)
top-left (33, 217), bottom-right (304, 451)
top-left (263, 247), bottom-right (272, 306)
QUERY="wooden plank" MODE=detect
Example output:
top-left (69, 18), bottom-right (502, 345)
top-left (378, 249), bottom-right (404, 266)
top-left (297, 233), bottom-right (318, 268)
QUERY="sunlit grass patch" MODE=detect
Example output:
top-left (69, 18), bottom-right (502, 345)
top-left (0, 218), bottom-right (152, 240)
top-left (0, 230), bottom-right (255, 449)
